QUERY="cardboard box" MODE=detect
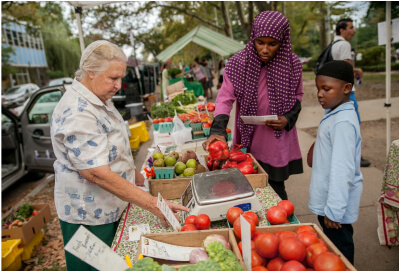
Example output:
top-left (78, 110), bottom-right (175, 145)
top-left (148, 153), bottom-right (268, 200)
top-left (1, 204), bottom-right (52, 246)
top-left (231, 223), bottom-right (356, 271)
top-left (136, 228), bottom-right (245, 270)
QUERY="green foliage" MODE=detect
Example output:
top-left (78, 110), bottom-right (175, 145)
top-left (179, 260), bottom-right (221, 271)
top-left (357, 46), bottom-right (386, 66)
top-left (126, 257), bottom-right (161, 271)
top-left (15, 203), bottom-right (33, 221)
top-left (171, 93), bottom-right (197, 106)
top-left (46, 70), bottom-right (66, 79)
top-left (361, 63), bottom-right (399, 72)
top-left (151, 103), bottom-right (185, 119)
top-left (206, 241), bottom-right (244, 271)
top-left (1, 46), bottom-right (18, 76)
top-left (168, 68), bottom-right (182, 78)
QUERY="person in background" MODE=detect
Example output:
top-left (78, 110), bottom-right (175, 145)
top-left (309, 60), bottom-right (363, 264)
top-left (218, 60), bottom-right (226, 89)
top-left (332, 18), bottom-right (370, 167)
top-left (202, 11), bottom-right (304, 200)
top-left (201, 58), bottom-right (214, 99)
top-left (50, 40), bottom-right (189, 270)
top-left (192, 57), bottom-right (208, 98)
top-left (161, 60), bottom-right (170, 101)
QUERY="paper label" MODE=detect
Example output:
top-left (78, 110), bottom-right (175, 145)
top-left (195, 152), bottom-right (209, 171)
top-left (241, 215), bottom-right (252, 271)
top-left (65, 226), bottom-right (128, 271)
top-left (157, 193), bottom-right (181, 231)
top-left (240, 115), bottom-right (278, 125)
top-left (129, 224), bottom-right (151, 241)
top-left (141, 236), bottom-right (201, 261)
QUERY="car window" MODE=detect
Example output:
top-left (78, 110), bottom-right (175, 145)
top-left (28, 90), bottom-right (62, 124)
top-left (2, 114), bottom-right (12, 125)
top-left (5, 86), bottom-right (24, 95)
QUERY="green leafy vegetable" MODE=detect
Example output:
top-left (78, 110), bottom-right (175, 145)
top-left (151, 103), bottom-right (185, 119)
top-left (206, 241), bottom-right (244, 271)
top-left (15, 203), bottom-right (34, 221)
top-left (179, 260), bottom-right (221, 271)
top-left (171, 93), bottom-right (197, 106)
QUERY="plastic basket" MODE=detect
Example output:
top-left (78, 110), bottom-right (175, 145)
top-left (192, 133), bottom-right (205, 140)
top-left (2, 239), bottom-right (24, 271)
top-left (227, 133), bottom-right (232, 141)
top-left (184, 122), bottom-right (191, 128)
top-left (203, 128), bottom-right (210, 136)
top-left (159, 122), bottom-right (174, 133)
top-left (129, 136), bottom-right (140, 149)
top-left (153, 167), bottom-right (175, 179)
top-left (190, 123), bottom-right (202, 131)
top-left (240, 148), bottom-right (247, 153)
top-left (265, 213), bottom-right (300, 226)
top-left (153, 123), bottom-right (159, 131)
top-left (22, 231), bottom-right (44, 260)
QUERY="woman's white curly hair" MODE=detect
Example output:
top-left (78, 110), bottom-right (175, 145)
top-left (75, 40), bottom-right (127, 81)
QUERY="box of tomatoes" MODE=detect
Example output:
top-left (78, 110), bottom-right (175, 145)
top-left (230, 223), bottom-right (356, 271)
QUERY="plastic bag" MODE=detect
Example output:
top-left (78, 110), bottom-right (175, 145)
top-left (171, 110), bottom-right (192, 144)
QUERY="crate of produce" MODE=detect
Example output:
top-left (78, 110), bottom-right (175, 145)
top-left (153, 167), bottom-right (175, 179)
top-left (159, 122), bottom-right (174, 133)
top-left (184, 122), bottom-right (191, 128)
top-left (192, 130), bottom-right (205, 140)
top-left (135, 228), bottom-right (245, 270)
top-left (230, 223), bottom-right (356, 271)
top-left (190, 122), bottom-right (202, 131)
top-left (153, 123), bottom-right (159, 131)
top-left (203, 128), bottom-right (210, 136)
top-left (2, 239), bottom-right (24, 271)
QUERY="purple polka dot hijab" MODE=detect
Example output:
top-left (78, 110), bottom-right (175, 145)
top-left (225, 11), bottom-right (302, 148)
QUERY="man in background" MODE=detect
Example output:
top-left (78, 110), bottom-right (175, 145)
top-left (332, 18), bottom-right (370, 167)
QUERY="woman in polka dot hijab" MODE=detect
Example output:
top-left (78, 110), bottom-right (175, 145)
top-left (226, 11), bottom-right (302, 147)
top-left (204, 11), bottom-right (304, 200)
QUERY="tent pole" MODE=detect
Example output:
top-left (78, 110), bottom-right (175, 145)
top-left (385, 1), bottom-right (392, 154)
top-left (75, 7), bottom-right (85, 54)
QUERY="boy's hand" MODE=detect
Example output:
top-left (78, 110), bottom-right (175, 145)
top-left (324, 216), bottom-right (342, 229)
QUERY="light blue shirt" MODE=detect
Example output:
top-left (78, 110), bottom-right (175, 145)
top-left (308, 102), bottom-right (363, 224)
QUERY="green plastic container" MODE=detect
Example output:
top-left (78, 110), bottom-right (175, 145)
top-left (190, 123), bottom-right (202, 131)
top-left (265, 213), bottom-right (300, 226)
top-left (203, 127), bottom-right (210, 136)
top-left (153, 167), bottom-right (175, 179)
top-left (240, 148), bottom-right (247, 153)
top-left (227, 133), bottom-right (232, 141)
top-left (153, 123), bottom-right (159, 131)
top-left (192, 133), bottom-right (205, 140)
top-left (184, 122), bottom-right (191, 128)
top-left (159, 122), bottom-right (174, 133)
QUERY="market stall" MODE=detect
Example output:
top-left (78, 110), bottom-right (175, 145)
top-left (169, 77), bottom-right (204, 97)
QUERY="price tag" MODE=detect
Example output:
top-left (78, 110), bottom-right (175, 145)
top-left (240, 215), bottom-right (252, 270)
top-left (65, 226), bottom-right (128, 271)
top-left (195, 105), bottom-right (200, 119)
top-left (129, 224), bottom-right (151, 241)
top-left (157, 193), bottom-right (181, 231)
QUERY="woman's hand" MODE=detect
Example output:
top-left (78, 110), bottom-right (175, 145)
top-left (135, 169), bottom-right (145, 187)
top-left (265, 116), bottom-right (288, 131)
top-left (148, 197), bottom-right (190, 227)
top-left (202, 134), bottom-right (226, 151)
top-left (324, 216), bottom-right (342, 229)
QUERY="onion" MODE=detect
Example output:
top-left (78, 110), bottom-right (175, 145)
top-left (189, 248), bottom-right (209, 264)
top-left (202, 234), bottom-right (231, 250)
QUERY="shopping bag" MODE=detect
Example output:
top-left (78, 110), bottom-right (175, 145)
top-left (171, 110), bottom-right (192, 144)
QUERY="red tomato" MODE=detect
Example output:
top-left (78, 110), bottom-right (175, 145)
top-left (243, 211), bottom-right (259, 226)
top-left (277, 200), bottom-right (295, 217)
top-left (184, 215), bottom-right (197, 225)
top-left (297, 231), bottom-right (319, 248)
top-left (318, 239), bottom-right (328, 250)
top-left (279, 237), bottom-right (306, 262)
top-left (275, 231), bottom-right (297, 242)
top-left (267, 257), bottom-right (286, 271)
top-left (254, 232), bottom-right (279, 259)
top-left (203, 123), bottom-right (211, 129)
top-left (238, 240), bottom-right (255, 255)
top-left (251, 250), bottom-right (267, 267)
top-left (153, 118), bottom-right (159, 124)
top-left (313, 252), bottom-right (346, 271)
top-left (180, 224), bottom-right (197, 231)
top-left (233, 215), bottom-right (256, 239)
top-left (266, 206), bottom-right (287, 225)
top-left (252, 232), bottom-right (266, 242)
top-left (158, 118), bottom-right (164, 123)
top-left (195, 214), bottom-right (211, 230)
top-left (252, 266), bottom-right (269, 271)
top-left (281, 260), bottom-right (306, 271)
top-left (226, 128), bottom-right (231, 133)
top-left (227, 207), bottom-right (244, 225)
top-left (295, 225), bottom-right (317, 235)
top-left (208, 120), bottom-right (213, 125)
top-left (306, 243), bottom-right (329, 267)
top-left (32, 210), bottom-right (40, 216)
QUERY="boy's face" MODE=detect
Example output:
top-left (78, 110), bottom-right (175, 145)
top-left (315, 75), bottom-right (352, 111)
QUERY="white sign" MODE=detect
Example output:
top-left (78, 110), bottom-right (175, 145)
top-left (240, 215), bottom-right (252, 271)
top-left (378, 18), bottom-right (399, 45)
top-left (157, 193), bottom-right (182, 231)
top-left (240, 115), bottom-right (278, 125)
top-left (65, 226), bottom-right (128, 271)
top-left (129, 224), bottom-right (151, 241)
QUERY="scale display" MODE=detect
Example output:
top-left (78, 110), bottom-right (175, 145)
top-left (181, 168), bottom-right (262, 221)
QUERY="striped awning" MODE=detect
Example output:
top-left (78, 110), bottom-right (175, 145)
top-left (156, 25), bottom-right (244, 62)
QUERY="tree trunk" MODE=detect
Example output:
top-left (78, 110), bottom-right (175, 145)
top-left (319, 2), bottom-right (327, 50)
top-left (221, 1), bottom-right (233, 38)
top-left (248, 1), bottom-right (254, 34)
top-left (254, 1), bottom-right (271, 12)
top-left (235, 1), bottom-right (251, 40)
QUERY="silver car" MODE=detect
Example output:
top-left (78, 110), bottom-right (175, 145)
top-left (2, 83), bottom-right (40, 108)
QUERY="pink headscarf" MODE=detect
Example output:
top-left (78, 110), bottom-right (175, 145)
top-left (225, 11), bottom-right (302, 148)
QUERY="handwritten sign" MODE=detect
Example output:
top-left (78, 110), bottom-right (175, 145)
top-left (65, 226), bottom-right (128, 271)
top-left (157, 193), bottom-right (181, 231)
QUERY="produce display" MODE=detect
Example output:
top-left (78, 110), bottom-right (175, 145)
top-left (180, 214), bottom-right (211, 231)
top-left (151, 103), bottom-right (185, 119)
top-left (232, 224), bottom-right (347, 271)
top-left (171, 93), bottom-right (197, 106)
top-left (265, 200), bottom-right (297, 226)
top-left (2, 203), bottom-right (38, 229)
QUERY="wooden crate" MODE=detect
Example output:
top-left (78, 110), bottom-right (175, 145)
top-left (148, 154), bottom-right (268, 200)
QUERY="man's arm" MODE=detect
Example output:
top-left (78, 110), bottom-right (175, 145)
top-left (343, 59), bottom-right (363, 80)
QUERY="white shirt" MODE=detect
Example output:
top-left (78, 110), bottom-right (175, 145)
top-left (50, 79), bottom-right (135, 225)
top-left (332, 36), bottom-right (356, 91)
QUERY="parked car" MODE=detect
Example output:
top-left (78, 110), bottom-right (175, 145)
top-left (1, 84), bottom-right (67, 191)
top-left (2, 83), bottom-right (40, 108)
top-left (46, 77), bottom-right (73, 86)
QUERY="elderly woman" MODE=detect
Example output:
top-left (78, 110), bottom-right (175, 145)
top-left (50, 40), bottom-right (189, 270)
top-left (203, 11), bottom-right (304, 200)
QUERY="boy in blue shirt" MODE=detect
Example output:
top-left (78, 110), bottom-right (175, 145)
top-left (308, 60), bottom-right (363, 264)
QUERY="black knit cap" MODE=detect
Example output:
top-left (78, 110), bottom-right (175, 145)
top-left (316, 60), bottom-right (354, 85)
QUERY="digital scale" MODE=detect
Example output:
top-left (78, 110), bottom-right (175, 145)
top-left (181, 168), bottom-right (262, 222)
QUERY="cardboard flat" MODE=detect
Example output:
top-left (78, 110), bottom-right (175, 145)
top-left (2, 204), bottom-right (52, 245)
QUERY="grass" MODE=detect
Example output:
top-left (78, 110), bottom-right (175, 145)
top-left (302, 71), bottom-right (399, 83)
